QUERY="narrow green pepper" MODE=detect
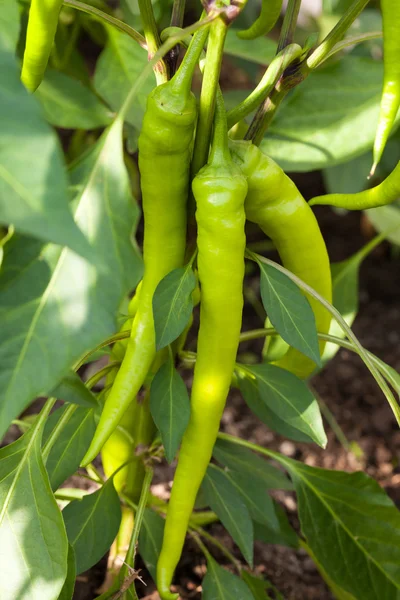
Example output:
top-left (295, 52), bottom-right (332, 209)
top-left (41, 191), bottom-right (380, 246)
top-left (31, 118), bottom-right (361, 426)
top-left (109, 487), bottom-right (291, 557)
top-left (238, 0), bottom-right (283, 40)
top-left (21, 0), bottom-right (63, 91)
top-left (230, 141), bottom-right (332, 379)
top-left (156, 96), bottom-right (247, 600)
top-left (310, 161), bottom-right (400, 210)
top-left (372, 0), bottom-right (400, 173)
top-left (81, 28), bottom-right (209, 467)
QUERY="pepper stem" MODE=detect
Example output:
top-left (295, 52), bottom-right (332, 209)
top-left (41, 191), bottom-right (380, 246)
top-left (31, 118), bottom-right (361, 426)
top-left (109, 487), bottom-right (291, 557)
top-left (208, 90), bottom-right (231, 165)
top-left (170, 24), bottom-right (210, 97)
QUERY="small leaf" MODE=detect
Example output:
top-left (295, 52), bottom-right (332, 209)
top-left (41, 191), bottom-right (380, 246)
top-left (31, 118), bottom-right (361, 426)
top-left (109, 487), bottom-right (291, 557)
top-left (368, 203), bottom-right (400, 247)
top-left (241, 571), bottom-right (284, 600)
top-left (150, 355), bottom-right (190, 463)
top-left (63, 479), bottom-right (121, 574)
top-left (213, 438), bottom-right (292, 490)
top-left (254, 502), bottom-right (299, 549)
top-left (58, 544), bottom-right (76, 600)
top-left (258, 261), bottom-right (321, 367)
top-left (279, 457), bottom-right (400, 600)
top-left (0, 410), bottom-right (68, 600)
top-left (245, 364), bottom-right (327, 448)
top-left (202, 464), bottom-right (254, 566)
top-left (43, 405), bottom-right (96, 490)
top-left (35, 70), bottom-right (113, 130)
top-left (153, 265), bottom-right (196, 350)
top-left (50, 371), bottom-right (98, 408)
top-left (224, 28), bottom-right (276, 65)
top-left (138, 508), bottom-right (165, 582)
top-left (239, 374), bottom-right (315, 443)
top-left (225, 469), bottom-right (278, 528)
top-left (203, 557), bottom-right (254, 600)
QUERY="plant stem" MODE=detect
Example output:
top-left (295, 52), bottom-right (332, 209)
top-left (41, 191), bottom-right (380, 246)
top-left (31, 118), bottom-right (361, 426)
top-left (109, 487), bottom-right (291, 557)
top-left (168, 0), bottom-right (186, 74)
top-left (190, 523), bottom-right (242, 573)
top-left (245, 83), bottom-right (288, 145)
top-left (63, 0), bottom-right (146, 47)
top-left (138, 0), bottom-right (169, 83)
top-left (307, 0), bottom-right (371, 69)
top-left (277, 0), bottom-right (302, 52)
top-left (191, 16), bottom-right (228, 177)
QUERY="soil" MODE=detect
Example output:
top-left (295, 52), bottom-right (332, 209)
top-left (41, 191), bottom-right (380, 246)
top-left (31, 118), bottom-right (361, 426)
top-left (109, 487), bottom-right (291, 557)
top-left (70, 171), bottom-right (400, 600)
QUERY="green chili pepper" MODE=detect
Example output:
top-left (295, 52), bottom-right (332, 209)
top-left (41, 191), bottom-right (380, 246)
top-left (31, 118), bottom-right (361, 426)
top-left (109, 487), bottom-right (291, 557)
top-left (156, 95), bottom-right (247, 600)
top-left (21, 0), bottom-right (64, 91)
top-left (81, 28), bottom-right (209, 467)
top-left (230, 141), bottom-right (332, 379)
top-left (310, 161), bottom-right (400, 210)
top-left (238, 0), bottom-right (283, 40)
top-left (372, 0), bottom-right (400, 173)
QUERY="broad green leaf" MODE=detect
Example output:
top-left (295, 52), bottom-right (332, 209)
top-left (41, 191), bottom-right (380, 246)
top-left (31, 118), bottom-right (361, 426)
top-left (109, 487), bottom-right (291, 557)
top-left (225, 469), bottom-right (278, 528)
top-left (138, 508), bottom-right (165, 582)
top-left (254, 501), bottom-right (299, 549)
top-left (149, 355), bottom-right (190, 463)
top-left (241, 571), bottom-right (284, 600)
top-left (213, 439), bottom-right (292, 491)
top-left (262, 56), bottom-right (400, 172)
top-left (203, 557), bottom-right (254, 600)
top-left (368, 202), bottom-right (400, 247)
top-left (245, 364), bottom-right (327, 447)
top-left (239, 374), bottom-right (315, 443)
top-left (94, 27), bottom-right (155, 129)
top-left (224, 28), bottom-right (276, 65)
top-left (43, 405), bottom-right (96, 490)
top-left (0, 119), bottom-right (142, 438)
top-left (258, 261), bottom-right (321, 367)
top-left (63, 478), bottom-right (121, 574)
top-left (35, 70), bottom-right (113, 129)
top-left (305, 542), bottom-right (357, 600)
top-left (0, 51), bottom-right (95, 258)
top-left (153, 265), bottom-right (196, 350)
top-left (0, 409), bottom-right (68, 600)
top-left (202, 464), bottom-right (254, 566)
top-left (0, 0), bottom-right (20, 51)
top-left (58, 544), bottom-right (76, 600)
top-left (279, 457), bottom-right (400, 600)
top-left (50, 371), bottom-right (98, 408)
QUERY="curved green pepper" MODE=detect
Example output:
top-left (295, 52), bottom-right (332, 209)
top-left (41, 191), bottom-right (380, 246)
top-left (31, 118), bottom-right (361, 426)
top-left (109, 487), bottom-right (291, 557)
top-left (238, 0), bottom-right (283, 40)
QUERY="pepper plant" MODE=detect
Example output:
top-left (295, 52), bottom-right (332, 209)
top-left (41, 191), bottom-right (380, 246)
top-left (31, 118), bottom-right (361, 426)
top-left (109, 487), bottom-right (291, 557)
top-left (1, 0), bottom-right (400, 599)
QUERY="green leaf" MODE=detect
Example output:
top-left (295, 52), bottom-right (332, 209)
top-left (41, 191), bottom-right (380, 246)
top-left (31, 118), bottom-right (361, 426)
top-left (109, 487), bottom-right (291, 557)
top-left (153, 265), bottom-right (196, 350)
top-left (35, 70), bottom-right (113, 130)
top-left (254, 502), bottom-right (299, 549)
top-left (258, 261), bottom-right (321, 367)
top-left (0, 409), bottom-right (68, 599)
top-left (203, 557), bottom-right (254, 600)
top-left (149, 355), bottom-right (190, 463)
top-left (63, 478), bottom-right (121, 574)
top-left (241, 571), bottom-right (284, 600)
top-left (58, 544), bottom-right (76, 600)
top-left (225, 469), bottom-right (278, 529)
top-left (0, 0), bottom-right (20, 51)
top-left (43, 405), bottom-right (96, 490)
top-left (213, 438), bottom-right (293, 491)
top-left (261, 56), bottom-right (400, 172)
top-left (138, 508), bottom-right (165, 582)
top-left (224, 28), bottom-right (276, 65)
top-left (280, 457), bottom-right (400, 600)
top-left (0, 119), bottom-right (142, 438)
top-left (0, 51), bottom-right (95, 258)
top-left (368, 203), bottom-right (400, 247)
top-left (245, 364), bottom-right (327, 448)
top-left (50, 371), bottom-right (98, 408)
top-left (239, 374), bottom-right (315, 443)
top-left (94, 27), bottom-right (155, 129)
top-left (202, 464), bottom-right (254, 566)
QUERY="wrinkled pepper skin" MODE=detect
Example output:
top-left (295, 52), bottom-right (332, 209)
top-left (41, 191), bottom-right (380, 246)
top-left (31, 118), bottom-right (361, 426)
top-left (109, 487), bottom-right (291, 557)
top-left (156, 101), bottom-right (247, 600)
top-left (231, 140), bottom-right (332, 379)
top-left (310, 161), bottom-right (400, 210)
top-left (81, 30), bottom-right (210, 466)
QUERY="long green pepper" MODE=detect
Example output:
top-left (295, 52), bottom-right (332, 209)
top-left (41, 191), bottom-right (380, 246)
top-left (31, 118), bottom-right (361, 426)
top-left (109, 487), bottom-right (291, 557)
top-left (230, 141), bottom-right (332, 379)
top-left (156, 96), bottom-right (247, 600)
top-left (81, 28), bottom-right (209, 466)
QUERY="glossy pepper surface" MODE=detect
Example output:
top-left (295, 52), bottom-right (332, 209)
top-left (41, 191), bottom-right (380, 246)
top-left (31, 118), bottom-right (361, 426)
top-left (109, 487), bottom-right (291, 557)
top-left (238, 0), bottom-right (283, 40)
top-left (231, 141), bottom-right (332, 379)
top-left (156, 96), bottom-right (247, 600)
top-left (81, 28), bottom-right (209, 466)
